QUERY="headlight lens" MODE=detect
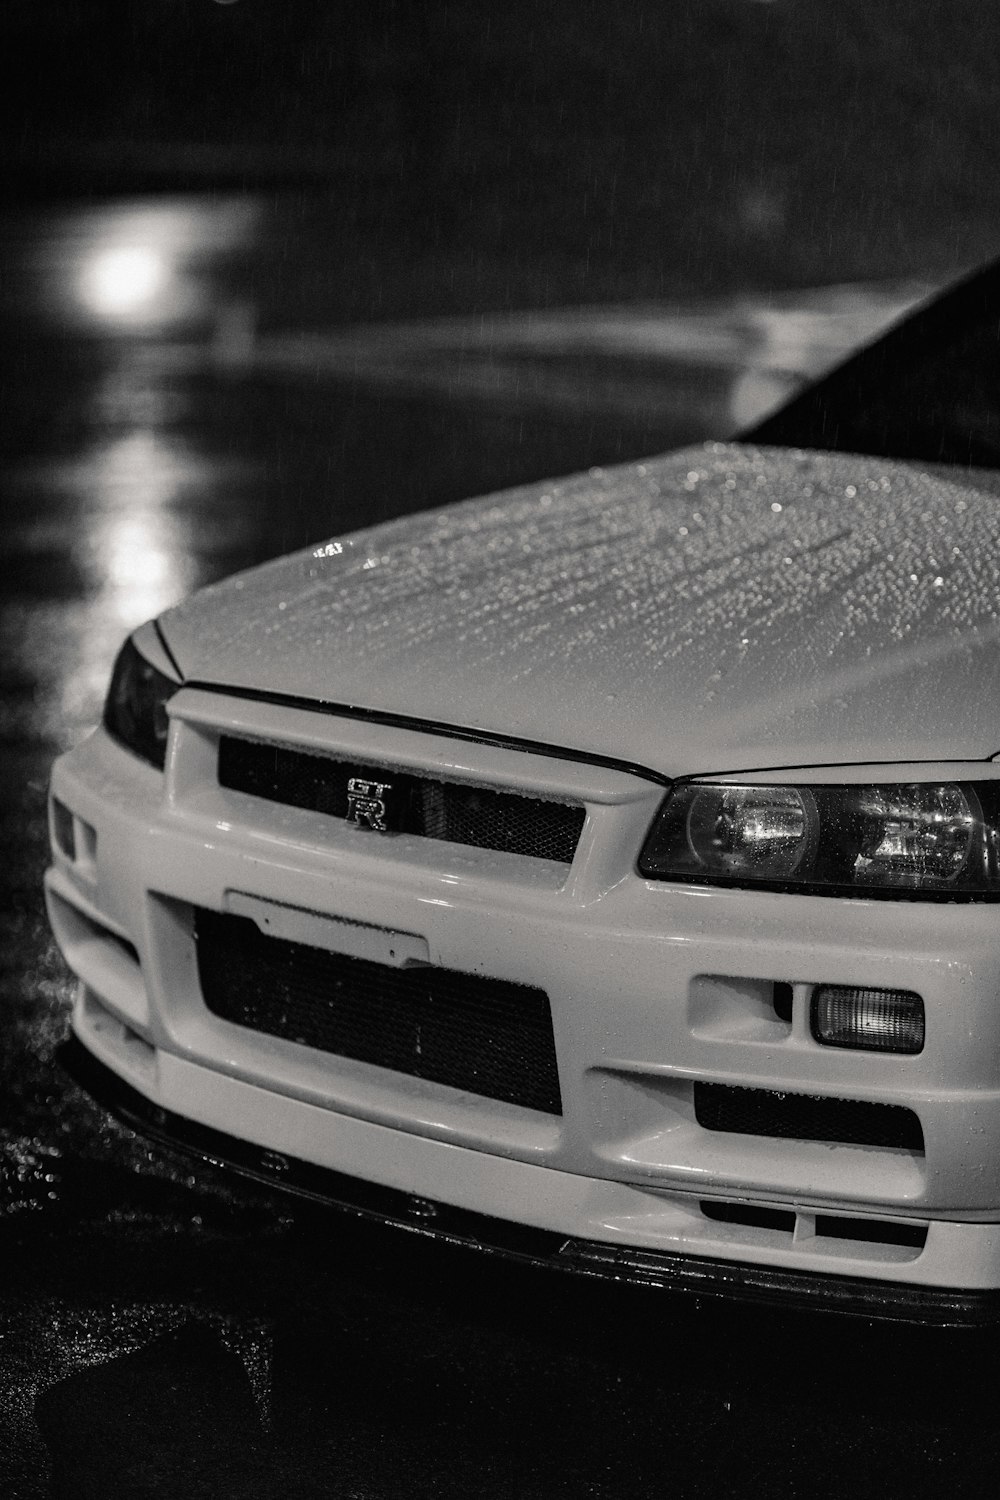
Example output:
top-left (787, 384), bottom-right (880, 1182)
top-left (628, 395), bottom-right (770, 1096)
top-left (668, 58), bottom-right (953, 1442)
top-left (103, 636), bottom-right (180, 770)
top-left (685, 784), bottom-right (814, 879)
top-left (639, 780), bottom-right (1000, 897)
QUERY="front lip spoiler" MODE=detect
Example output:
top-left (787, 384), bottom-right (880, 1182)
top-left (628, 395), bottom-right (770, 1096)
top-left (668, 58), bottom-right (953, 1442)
top-left (59, 1035), bottom-right (1000, 1328)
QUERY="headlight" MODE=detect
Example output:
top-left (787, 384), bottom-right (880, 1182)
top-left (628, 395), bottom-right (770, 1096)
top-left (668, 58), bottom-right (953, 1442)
top-left (103, 636), bottom-right (180, 770)
top-left (639, 780), bottom-right (1000, 898)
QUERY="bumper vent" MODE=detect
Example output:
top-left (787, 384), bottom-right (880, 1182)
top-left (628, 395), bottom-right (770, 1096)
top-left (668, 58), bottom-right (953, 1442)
top-left (194, 909), bottom-right (562, 1115)
top-left (700, 1200), bottom-right (927, 1250)
top-left (694, 1082), bottom-right (923, 1152)
top-left (218, 736), bottom-right (585, 864)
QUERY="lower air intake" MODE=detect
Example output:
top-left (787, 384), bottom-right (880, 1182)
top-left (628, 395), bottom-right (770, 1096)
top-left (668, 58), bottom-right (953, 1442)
top-left (194, 909), bottom-right (562, 1115)
top-left (694, 1082), bottom-right (923, 1151)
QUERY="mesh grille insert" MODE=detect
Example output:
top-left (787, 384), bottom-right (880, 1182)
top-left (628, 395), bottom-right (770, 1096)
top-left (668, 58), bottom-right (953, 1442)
top-left (194, 909), bottom-right (562, 1115)
top-left (218, 736), bottom-right (585, 864)
top-left (694, 1082), bottom-right (923, 1151)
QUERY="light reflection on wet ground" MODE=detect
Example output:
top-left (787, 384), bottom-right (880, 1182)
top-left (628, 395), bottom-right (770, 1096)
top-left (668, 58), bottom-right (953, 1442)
top-left (0, 194), bottom-right (979, 1495)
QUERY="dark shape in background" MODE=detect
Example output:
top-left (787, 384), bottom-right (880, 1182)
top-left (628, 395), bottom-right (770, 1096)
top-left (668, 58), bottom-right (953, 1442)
top-left (747, 256), bottom-right (1000, 466)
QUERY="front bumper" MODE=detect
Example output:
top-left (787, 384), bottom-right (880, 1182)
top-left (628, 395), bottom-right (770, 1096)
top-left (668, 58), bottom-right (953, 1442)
top-left (58, 1034), bottom-right (1000, 1325)
top-left (44, 687), bottom-right (1000, 1319)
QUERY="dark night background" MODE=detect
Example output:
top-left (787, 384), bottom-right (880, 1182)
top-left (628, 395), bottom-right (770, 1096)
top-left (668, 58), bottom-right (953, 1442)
top-left (6, 0), bottom-right (1000, 305)
top-left (4, 3), bottom-right (1000, 1496)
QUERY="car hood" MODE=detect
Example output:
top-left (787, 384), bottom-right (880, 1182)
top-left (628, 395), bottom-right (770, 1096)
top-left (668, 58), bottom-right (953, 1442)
top-left (159, 443), bottom-right (1000, 778)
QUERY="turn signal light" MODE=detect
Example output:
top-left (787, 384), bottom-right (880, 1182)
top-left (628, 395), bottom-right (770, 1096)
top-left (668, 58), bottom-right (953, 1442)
top-left (811, 985), bottom-right (924, 1054)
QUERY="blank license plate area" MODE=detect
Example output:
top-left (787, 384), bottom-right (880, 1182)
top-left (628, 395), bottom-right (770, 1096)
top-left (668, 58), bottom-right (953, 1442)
top-left (225, 891), bottom-right (430, 967)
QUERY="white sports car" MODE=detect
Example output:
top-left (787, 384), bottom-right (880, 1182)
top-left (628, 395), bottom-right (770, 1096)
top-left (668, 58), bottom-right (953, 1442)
top-left (46, 263), bottom-right (1000, 1322)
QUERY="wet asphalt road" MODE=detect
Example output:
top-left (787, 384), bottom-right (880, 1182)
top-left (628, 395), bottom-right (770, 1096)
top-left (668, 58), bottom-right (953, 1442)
top-left (2, 200), bottom-right (1000, 1497)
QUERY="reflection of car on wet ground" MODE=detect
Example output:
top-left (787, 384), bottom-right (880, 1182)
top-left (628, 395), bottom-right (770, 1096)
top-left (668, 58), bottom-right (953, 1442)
top-left (45, 259), bottom-right (1000, 1323)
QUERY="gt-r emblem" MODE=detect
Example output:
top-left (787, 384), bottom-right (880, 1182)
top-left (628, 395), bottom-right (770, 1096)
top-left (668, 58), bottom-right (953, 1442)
top-left (346, 776), bottom-right (394, 831)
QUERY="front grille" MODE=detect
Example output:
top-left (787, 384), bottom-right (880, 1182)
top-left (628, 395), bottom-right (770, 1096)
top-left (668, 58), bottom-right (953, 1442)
top-left (218, 735), bottom-right (585, 864)
top-left (694, 1082), bottom-right (923, 1151)
top-left (194, 909), bottom-right (562, 1115)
